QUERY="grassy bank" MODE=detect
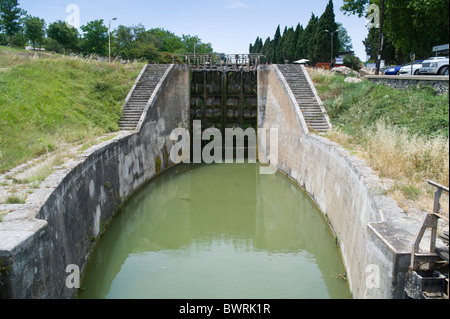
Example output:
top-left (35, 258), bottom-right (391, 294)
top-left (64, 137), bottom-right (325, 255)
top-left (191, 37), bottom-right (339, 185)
top-left (0, 46), bottom-right (144, 173)
top-left (0, 46), bottom-right (59, 69)
top-left (309, 68), bottom-right (449, 213)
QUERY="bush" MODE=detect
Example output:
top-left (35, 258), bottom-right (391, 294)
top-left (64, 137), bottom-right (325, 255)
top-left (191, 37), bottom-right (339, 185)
top-left (44, 37), bottom-right (64, 53)
top-left (11, 33), bottom-right (28, 49)
top-left (343, 55), bottom-right (362, 70)
top-left (0, 33), bottom-right (8, 46)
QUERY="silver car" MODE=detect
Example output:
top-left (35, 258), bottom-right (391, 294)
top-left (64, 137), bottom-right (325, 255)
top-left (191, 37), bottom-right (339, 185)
top-left (398, 60), bottom-right (424, 76)
top-left (419, 57), bottom-right (449, 75)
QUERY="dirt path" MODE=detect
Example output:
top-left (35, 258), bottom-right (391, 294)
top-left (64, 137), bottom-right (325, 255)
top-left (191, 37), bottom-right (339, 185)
top-left (0, 133), bottom-right (119, 217)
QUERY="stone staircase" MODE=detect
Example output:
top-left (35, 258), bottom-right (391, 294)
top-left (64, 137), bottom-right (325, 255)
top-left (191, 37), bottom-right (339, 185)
top-left (277, 64), bottom-right (331, 132)
top-left (119, 64), bottom-right (170, 131)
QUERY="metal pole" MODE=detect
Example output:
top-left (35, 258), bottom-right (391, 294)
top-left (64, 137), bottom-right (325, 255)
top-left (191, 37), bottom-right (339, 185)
top-left (376, 0), bottom-right (385, 75)
top-left (331, 32), bottom-right (334, 69)
top-left (108, 18), bottom-right (117, 63)
top-left (109, 25), bottom-right (111, 63)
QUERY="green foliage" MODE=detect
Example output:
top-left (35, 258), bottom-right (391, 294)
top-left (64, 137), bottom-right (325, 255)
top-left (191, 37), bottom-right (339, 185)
top-left (10, 29), bottom-right (25, 47)
top-left (80, 19), bottom-right (108, 56)
top-left (5, 196), bottom-right (25, 204)
top-left (24, 15), bottom-right (46, 49)
top-left (47, 20), bottom-right (79, 53)
top-left (342, 0), bottom-right (450, 60)
top-left (252, 1), bottom-right (344, 65)
top-left (343, 55), bottom-right (362, 70)
top-left (313, 0), bottom-right (340, 64)
top-left (0, 0), bottom-right (23, 45)
top-left (314, 74), bottom-right (449, 138)
top-left (0, 32), bottom-right (7, 45)
top-left (337, 22), bottom-right (353, 52)
top-left (44, 37), bottom-right (63, 53)
top-left (363, 27), bottom-right (399, 64)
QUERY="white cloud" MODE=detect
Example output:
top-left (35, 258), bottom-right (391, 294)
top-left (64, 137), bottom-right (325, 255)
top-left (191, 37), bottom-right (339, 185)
top-left (225, 0), bottom-right (250, 9)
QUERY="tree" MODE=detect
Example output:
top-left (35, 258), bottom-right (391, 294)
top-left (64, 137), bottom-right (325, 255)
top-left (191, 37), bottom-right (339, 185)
top-left (281, 27), bottom-right (296, 63)
top-left (116, 24), bottom-right (146, 60)
top-left (303, 14), bottom-right (319, 62)
top-left (24, 15), bottom-right (46, 49)
top-left (363, 27), bottom-right (398, 64)
top-left (148, 28), bottom-right (184, 53)
top-left (336, 22), bottom-right (353, 52)
top-left (312, 0), bottom-right (340, 64)
top-left (181, 34), bottom-right (213, 54)
top-left (342, 0), bottom-right (449, 58)
top-left (81, 20), bottom-right (108, 56)
top-left (47, 20), bottom-right (79, 53)
top-left (293, 23), bottom-right (304, 61)
top-left (273, 25), bottom-right (282, 64)
top-left (0, 0), bottom-right (23, 46)
top-left (261, 37), bottom-right (273, 63)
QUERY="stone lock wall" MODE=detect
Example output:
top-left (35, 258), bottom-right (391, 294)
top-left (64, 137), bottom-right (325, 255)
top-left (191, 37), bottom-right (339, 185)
top-left (257, 65), bottom-right (431, 299)
top-left (0, 65), bottom-right (190, 299)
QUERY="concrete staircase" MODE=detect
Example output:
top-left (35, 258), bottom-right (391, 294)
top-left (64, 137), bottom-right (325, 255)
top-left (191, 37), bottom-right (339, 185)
top-left (119, 64), bottom-right (170, 131)
top-left (277, 64), bottom-right (331, 133)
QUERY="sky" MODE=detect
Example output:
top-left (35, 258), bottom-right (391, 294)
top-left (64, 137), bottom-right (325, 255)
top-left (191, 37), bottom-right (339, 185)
top-left (19, 0), bottom-right (369, 61)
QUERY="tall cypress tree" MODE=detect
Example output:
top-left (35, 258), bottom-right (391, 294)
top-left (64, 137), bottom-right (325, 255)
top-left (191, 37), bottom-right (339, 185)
top-left (293, 23), bottom-right (304, 61)
top-left (303, 13), bottom-right (319, 63)
top-left (261, 36), bottom-right (273, 63)
top-left (276, 26), bottom-right (288, 63)
top-left (257, 37), bottom-right (263, 53)
top-left (313, 0), bottom-right (340, 65)
top-left (281, 27), bottom-right (296, 63)
top-left (273, 25), bottom-right (282, 64)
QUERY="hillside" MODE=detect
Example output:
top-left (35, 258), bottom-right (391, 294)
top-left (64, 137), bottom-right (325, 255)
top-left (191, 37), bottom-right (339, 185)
top-left (309, 67), bottom-right (449, 215)
top-left (0, 46), bottom-right (144, 173)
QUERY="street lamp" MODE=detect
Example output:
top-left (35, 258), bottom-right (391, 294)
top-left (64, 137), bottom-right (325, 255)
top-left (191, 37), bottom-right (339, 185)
top-left (109, 17), bottom-right (118, 63)
top-left (325, 29), bottom-right (339, 69)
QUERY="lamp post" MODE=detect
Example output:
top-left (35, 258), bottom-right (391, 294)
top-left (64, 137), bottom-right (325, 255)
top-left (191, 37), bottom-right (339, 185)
top-left (109, 17), bottom-right (117, 63)
top-left (375, 0), bottom-right (385, 75)
top-left (325, 29), bottom-right (339, 70)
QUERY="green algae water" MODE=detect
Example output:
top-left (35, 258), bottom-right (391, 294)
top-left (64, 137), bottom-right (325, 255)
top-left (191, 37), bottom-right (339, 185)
top-left (79, 163), bottom-right (350, 299)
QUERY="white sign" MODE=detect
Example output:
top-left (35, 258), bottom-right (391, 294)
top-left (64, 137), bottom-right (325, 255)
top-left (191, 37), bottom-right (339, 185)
top-left (433, 44), bottom-right (449, 52)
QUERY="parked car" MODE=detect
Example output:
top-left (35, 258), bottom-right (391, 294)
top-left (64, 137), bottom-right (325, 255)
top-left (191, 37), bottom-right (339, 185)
top-left (383, 65), bottom-right (403, 75)
top-left (419, 56), bottom-right (449, 75)
top-left (398, 60), bottom-right (424, 76)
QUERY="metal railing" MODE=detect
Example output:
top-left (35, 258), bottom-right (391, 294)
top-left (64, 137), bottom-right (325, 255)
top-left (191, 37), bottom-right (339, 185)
top-left (410, 180), bottom-right (449, 271)
top-left (172, 53), bottom-right (265, 70)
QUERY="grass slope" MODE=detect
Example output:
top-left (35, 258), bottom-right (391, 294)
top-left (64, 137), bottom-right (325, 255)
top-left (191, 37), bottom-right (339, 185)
top-left (0, 46), bottom-right (144, 173)
top-left (310, 68), bottom-right (449, 213)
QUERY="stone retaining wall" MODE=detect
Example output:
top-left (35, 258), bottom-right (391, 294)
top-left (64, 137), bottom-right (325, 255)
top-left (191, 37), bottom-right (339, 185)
top-left (365, 75), bottom-right (449, 95)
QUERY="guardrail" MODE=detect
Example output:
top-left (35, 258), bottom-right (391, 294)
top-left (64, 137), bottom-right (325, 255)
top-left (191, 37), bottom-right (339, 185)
top-left (410, 180), bottom-right (449, 271)
top-left (172, 53), bottom-right (265, 70)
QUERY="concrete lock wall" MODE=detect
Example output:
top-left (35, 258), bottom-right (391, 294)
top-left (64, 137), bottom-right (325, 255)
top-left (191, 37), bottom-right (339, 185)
top-left (0, 64), bottom-right (190, 299)
top-left (1, 63), bottom-right (435, 299)
top-left (257, 65), bottom-right (425, 299)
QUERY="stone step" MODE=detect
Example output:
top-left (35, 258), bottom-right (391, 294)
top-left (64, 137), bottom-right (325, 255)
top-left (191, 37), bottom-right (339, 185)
top-left (119, 64), bottom-right (170, 131)
top-left (278, 64), bottom-right (330, 132)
